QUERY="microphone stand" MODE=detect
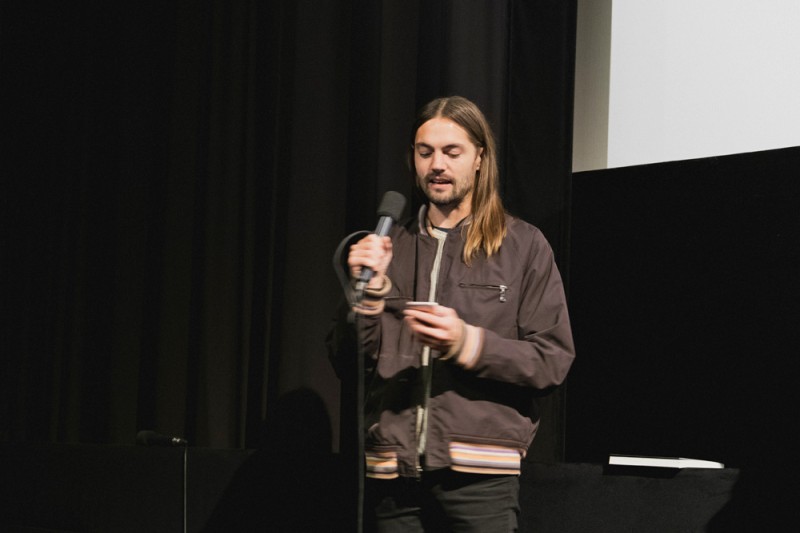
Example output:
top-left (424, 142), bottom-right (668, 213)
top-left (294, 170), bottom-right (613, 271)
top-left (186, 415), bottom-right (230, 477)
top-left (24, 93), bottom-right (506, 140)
top-left (353, 311), bottom-right (366, 533)
top-left (135, 431), bottom-right (189, 532)
top-left (183, 444), bottom-right (188, 533)
top-left (332, 231), bottom-right (369, 533)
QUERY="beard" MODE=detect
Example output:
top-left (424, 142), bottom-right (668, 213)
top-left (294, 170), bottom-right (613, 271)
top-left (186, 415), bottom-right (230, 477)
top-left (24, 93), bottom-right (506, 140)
top-left (419, 174), bottom-right (473, 209)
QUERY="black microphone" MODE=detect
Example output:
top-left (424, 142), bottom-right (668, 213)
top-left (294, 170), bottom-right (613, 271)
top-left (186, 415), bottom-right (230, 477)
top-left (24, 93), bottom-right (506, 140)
top-left (354, 191), bottom-right (406, 295)
top-left (137, 430), bottom-right (189, 447)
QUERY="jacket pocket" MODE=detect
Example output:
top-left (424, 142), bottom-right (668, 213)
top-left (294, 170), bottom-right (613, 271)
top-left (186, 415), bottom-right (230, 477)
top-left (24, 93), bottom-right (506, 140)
top-left (458, 282), bottom-right (509, 303)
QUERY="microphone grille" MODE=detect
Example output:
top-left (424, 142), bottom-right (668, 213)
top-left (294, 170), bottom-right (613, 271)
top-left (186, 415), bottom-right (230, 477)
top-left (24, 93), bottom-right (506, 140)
top-left (376, 191), bottom-right (407, 221)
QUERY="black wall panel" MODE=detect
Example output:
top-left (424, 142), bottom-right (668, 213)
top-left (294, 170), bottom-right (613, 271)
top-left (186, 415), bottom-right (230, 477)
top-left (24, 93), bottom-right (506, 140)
top-left (566, 146), bottom-right (800, 470)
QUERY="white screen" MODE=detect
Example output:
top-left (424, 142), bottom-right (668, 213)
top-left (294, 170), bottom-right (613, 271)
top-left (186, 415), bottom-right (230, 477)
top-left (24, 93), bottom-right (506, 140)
top-left (576, 0), bottom-right (800, 170)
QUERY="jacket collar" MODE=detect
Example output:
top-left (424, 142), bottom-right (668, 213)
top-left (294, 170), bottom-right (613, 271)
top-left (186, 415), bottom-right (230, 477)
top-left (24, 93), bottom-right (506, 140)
top-left (417, 204), bottom-right (472, 236)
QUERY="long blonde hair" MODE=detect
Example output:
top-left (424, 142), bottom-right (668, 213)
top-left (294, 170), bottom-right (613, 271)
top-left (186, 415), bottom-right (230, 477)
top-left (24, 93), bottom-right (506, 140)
top-left (409, 96), bottom-right (506, 264)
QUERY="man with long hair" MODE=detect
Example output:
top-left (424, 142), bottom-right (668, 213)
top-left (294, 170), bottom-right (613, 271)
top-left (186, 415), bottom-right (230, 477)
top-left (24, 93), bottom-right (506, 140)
top-left (331, 96), bottom-right (575, 532)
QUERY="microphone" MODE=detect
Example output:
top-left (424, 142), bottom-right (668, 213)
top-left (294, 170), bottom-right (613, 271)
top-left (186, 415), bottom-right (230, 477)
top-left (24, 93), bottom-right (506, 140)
top-left (354, 191), bottom-right (406, 295)
top-left (136, 430), bottom-right (189, 447)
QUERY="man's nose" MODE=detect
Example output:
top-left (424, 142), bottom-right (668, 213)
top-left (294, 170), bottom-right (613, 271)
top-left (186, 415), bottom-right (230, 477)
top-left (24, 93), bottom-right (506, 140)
top-left (431, 151), bottom-right (446, 170)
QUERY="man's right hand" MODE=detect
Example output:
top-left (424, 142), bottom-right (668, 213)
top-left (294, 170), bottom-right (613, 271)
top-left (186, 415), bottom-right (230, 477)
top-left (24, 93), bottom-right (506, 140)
top-left (348, 234), bottom-right (393, 289)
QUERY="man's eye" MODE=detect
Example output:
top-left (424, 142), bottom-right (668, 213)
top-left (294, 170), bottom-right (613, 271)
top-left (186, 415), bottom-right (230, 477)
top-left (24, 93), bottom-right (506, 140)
top-left (419, 152), bottom-right (432, 158)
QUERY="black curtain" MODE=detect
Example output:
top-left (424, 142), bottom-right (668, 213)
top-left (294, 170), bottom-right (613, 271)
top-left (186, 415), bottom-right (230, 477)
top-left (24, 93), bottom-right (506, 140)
top-left (3, 0), bottom-right (576, 461)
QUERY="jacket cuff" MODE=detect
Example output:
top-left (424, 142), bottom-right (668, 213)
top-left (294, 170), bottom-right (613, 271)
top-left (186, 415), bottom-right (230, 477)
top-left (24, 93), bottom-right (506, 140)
top-left (364, 275), bottom-right (391, 297)
top-left (352, 276), bottom-right (392, 315)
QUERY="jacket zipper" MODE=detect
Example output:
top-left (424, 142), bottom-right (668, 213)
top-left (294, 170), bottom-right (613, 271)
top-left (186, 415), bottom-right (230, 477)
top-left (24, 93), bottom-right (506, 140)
top-left (415, 228), bottom-right (448, 476)
top-left (458, 282), bottom-right (509, 302)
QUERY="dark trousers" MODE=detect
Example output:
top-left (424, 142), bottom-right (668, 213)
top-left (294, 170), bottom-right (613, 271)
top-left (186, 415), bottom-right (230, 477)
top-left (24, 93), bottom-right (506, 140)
top-left (365, 470), bottom-right (520, 533)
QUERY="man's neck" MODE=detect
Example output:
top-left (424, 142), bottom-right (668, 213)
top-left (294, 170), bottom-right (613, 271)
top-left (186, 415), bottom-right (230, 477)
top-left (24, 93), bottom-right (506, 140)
top-left (428, 195), bottom-right (472, 228)
top-left (427, 202), bottom-right (471, 229)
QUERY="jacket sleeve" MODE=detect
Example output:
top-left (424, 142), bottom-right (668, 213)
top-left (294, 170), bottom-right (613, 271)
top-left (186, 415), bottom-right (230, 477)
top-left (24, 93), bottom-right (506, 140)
top-left (448, 230), bottom-right (575, 390)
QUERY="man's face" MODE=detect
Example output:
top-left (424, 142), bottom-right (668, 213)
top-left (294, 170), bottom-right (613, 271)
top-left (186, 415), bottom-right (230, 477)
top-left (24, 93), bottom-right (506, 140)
top-left (414, 117), bottom-right (482, 209)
